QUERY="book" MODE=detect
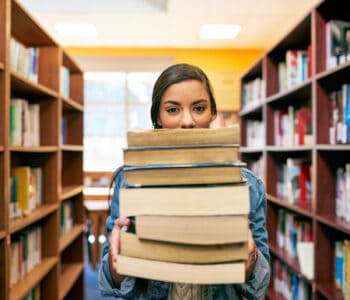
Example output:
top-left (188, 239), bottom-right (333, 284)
top-left (124, 162), bottom-right (245, 186)
top-left (123, 144), bottom-right (239, 166)
top-left (119, 183), bottom-right (250, 217)
top-left (126, 126), bottom-right (240, 147)
top-left (134, 214), bottom-right (248, 245)
top-left (116, 255), bottom-right (245, 284)
top-left (120, 231), bottom-right (248, 263)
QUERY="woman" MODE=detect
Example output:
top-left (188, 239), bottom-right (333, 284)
top-left (99, 63), bottom-right (270, 299)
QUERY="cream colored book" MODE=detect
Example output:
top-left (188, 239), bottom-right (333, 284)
top-left (135, 214), bottom-right (248, 245)
top-left (120, 231), bottom-right (248, 263)
top-left (127, 125), bottom-right (240, 146)
top-left (116, 255), bottom-right (245, 284)
top-left (119, 183), bottom-right (250, 217)
top-left (123, 144), bottom-right (239, 166)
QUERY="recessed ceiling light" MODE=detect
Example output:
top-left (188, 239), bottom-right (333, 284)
top-left (200, 24), bottom-right (241, 40)
top-left (54, 23), bottom-right (97, 38)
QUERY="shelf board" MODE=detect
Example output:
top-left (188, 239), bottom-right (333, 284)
top-left (61, 185), bottom-right (84, 201)
top-left (316, 281), bottom-right (344, 300)
top-left (59, 224), bottom-right (84, 252)
top-left (0, 62), bottom-right (4, 70)
top-left (62, 97), bottom-right (83, 112)
top-left (9, 257), bottom-right (57, 300)
top-left (316, 214), bottom-right (350, 234)
top-left (59, 263), bottom-right (84, 300)
top-left (316, 144), bottom-right (350, 151)
top-left (266, 79), bottom-right (311, 105)
top-left (10, 146), bottom-right (58, 153)
top-left (0, 230), bottom-right (6, 240)
top-left (239, 103), bottom-right (263, 117)
top-left (267, 194), bottom-right (313, 217)
top-left (315, 60), bottom-right (350, 82)
top-left (9, 204), bottom-right (57, 234)
top-left (269, 243), bottom-right (313, 283)
top-left (61, 144), bottom-right (83, 152)
top-left (11, 71), bottom-right (58, 98)
top-left (265, 145), bottom-right (313, 152)
top-left (240, 147), bottom-right (264, 153)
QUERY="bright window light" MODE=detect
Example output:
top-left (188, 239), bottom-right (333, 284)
top-left (54, 23), bottom-right (97, 38)
top-left (200, 24), bottom-right (241, 40)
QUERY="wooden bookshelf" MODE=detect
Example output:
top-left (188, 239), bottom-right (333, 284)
top-left (240, 1), bottom-right (350, 298)
top-left (59, 263), bottom-right (84, 300)
top-left (0, 0), bottom-right (85, 299)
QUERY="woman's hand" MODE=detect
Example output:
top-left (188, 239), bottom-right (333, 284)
top-left (108, 217), bottom-right (131, 287)
top-left (245, 229), bottom-right (258, 281)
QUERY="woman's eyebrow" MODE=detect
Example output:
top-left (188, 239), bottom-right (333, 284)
top-left (162, 100), bottom-right (180, 105)
top-left (193, 99), bottom-right (209, 105)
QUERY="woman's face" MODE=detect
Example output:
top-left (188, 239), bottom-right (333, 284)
top-left (157, 80), bottom-right (214, 129)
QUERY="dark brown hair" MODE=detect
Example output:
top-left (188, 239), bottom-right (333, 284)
top-left (150, 63), bottom-right (217, 128)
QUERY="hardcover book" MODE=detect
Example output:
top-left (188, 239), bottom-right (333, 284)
top-left (120, 231), bottom-right (248, 264)
top-left (126, 126), bottom-right (240, 147)
top-left (124, 162), bottom-right (245, 186)
top-left (116, 255), bottom-right (245, 284)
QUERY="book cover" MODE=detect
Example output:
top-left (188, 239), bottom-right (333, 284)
top-left (124, 162), bottom-right (245, 186)
top-left (116, 255), bottom-right (245, 284)
top-left (120, 231), bottom-right (248, 264)
top-left (135, 214), bottom-right (248, 245)
top-left (119, 183), bottom-right (250, 217)
top-left (123, 144), bottom-right (239, 166)
top-left (127, 126), bottom-right (240, 147)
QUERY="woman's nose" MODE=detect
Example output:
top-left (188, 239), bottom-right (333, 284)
top-left (180, 110), bottom-right (195, 128)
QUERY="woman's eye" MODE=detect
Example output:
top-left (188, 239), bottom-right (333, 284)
top-left (194, 106), bottom-right (206, 112)
top-left (166, 107), bottom-right (178, 114)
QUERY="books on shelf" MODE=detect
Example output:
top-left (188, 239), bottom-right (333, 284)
top-left (60, 66), bottom-right (70, 98)
top-left (246, 120), bottom-right (265, 148)
top-left (242, 77), bottom-right (265, 110)
top-left (124, 162), bottom-right (244, 186)
top-left (335, 164), bottom-right (350, 222)
top-left (134, 214), bottom-right (248, 245)
top-left (10, 226), bottom-right (42, 286)
top-left (10, 98), bottom-right (40, 147)
top-left (126, 125), bottom-right (240, 146)
top-left (120, 231), bottom-right (248, 264)
top-left (116, 255), bottom-right (245, 284)
top-left (119, 183), bottom-right (250, 217)
top-left (60, 200), bottom-right (75, 236)
top-left (123, 144), bottom-right (239, 166)
top-left (10, 166), bottom-right (43, 219)
top-left (326, 20), bottom-right (350, 70)
top-left (10, 38), bottom-right (38, 82)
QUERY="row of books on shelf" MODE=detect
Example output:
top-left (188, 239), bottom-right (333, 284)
top-left (117, 126), bottom-right (249, 284)
top-left (326, 20), bottom-right (350, 70)
top-left (10, 166), bottom-right (43, 220)
top-left (278, 47), bottom-right (312, 93)
top-left (335, 239), bottom-right (350, 300)
top-left (241, 77), bottom-right (265, 110)
top-left (336, 164), bottom-right (350, 222)
top-left (60, 199), bottom-right (75, 236)
top-left (277, 158), bottom-right (312, 207)
top-left (23, 284), bottom-right (40, 300)
top-left (10, 38), bottom-right (38, 83)
top-left (10, 226), bottom-right (42, 286)
top-left (246, 120), bottom-right (265, 148)
top-left (274, 106), bottom-right (312, 147)
top-left (329, 84), bottom-right (350, 145)
top-left (10, 98), bottom-right (40, 147)
top-left (273, 259), bottom-right (311, 300)
top-left (60, 66), bottom-right (70, 98)
top-left (276, 209), bottom-right (313, 260)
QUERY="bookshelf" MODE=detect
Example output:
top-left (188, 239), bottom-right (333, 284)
top-left (0, 0), bottom-right (85, 299)
top-left (240, 1), bottom-right (350, 299)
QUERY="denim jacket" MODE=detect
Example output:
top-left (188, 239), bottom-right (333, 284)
top-left (99, 167), bottom-right (270, 299)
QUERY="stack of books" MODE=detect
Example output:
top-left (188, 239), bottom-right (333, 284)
top-left (117, 126), bottom-right (250, 284)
